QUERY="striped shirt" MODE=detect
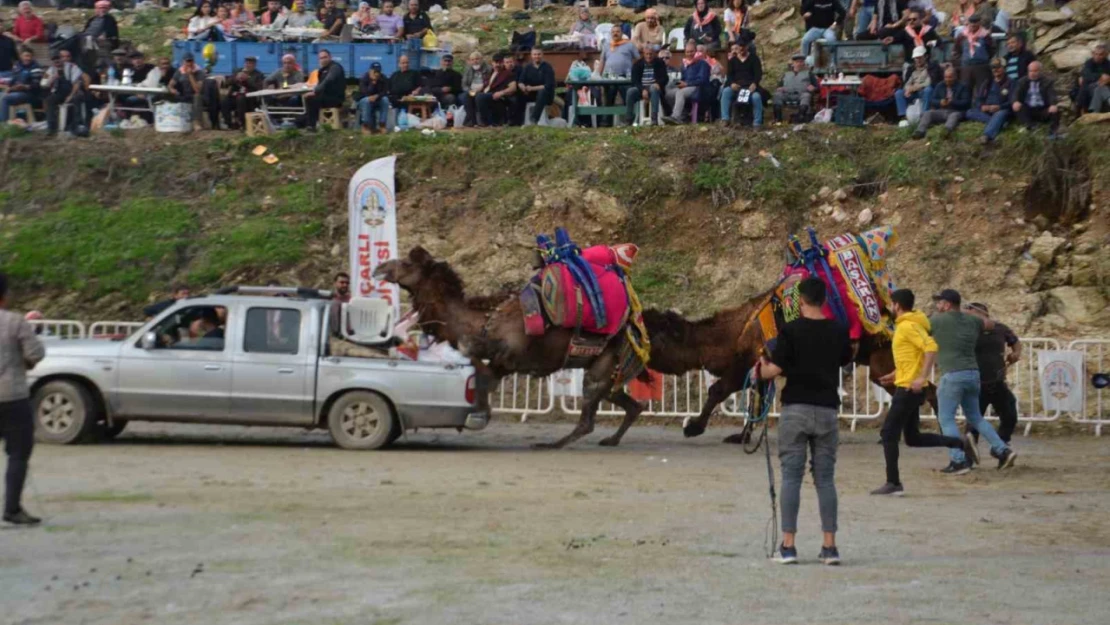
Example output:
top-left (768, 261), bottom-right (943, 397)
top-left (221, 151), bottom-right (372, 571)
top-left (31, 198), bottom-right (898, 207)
top-left (0, 310), bottom-right (46, 402)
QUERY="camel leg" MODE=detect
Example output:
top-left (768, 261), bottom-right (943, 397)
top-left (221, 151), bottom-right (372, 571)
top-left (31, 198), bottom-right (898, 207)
top-left (598, 390), bottom-right (644, 447)
top-left (683, 373), bottom-right (743, 438)
top-left (534, 354), bottom-right (615, 450)
top-left (470, 359), bottom-right (498, 416)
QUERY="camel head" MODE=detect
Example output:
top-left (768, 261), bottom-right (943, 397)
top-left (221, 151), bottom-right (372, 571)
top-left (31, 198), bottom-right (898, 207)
top-left (373, 246), bottom-right (467, 302)
top-left (374, 246), bottom-right (435, 290)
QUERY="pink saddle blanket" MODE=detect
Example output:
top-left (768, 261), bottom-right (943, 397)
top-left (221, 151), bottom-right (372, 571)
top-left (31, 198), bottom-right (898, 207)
top-left (538, 246), bottom-right (630, 337)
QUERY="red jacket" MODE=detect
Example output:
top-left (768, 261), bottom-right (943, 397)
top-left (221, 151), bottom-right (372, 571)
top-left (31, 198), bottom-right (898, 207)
top-left (12, 15), bottom-right (46, 43)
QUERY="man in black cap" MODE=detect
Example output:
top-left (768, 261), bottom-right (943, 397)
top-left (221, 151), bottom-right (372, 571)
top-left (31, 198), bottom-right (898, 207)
top-left (424, 53), bottom-right (462, 110)
top-left (930, 289), bottom-right (1017, 473)
top-left (221, 55), bottom-right (265, 130)
top-left (965, 303), bottom-right (1021, 448)
top-left (357, 61), bottom-right (390, 134)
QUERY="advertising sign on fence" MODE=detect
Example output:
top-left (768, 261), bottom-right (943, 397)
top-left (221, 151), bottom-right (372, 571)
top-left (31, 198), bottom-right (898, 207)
top-left (1039, 350), bottom-right (1086, 413)
top-left (348, 155), bottom-right (400, 320)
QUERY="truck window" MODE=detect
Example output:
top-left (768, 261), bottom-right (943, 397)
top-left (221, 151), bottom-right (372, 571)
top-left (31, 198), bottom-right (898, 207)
top-left (149, 306), bottom-right (227, 351)
top-left (245, 308), bottom-right (301, 355)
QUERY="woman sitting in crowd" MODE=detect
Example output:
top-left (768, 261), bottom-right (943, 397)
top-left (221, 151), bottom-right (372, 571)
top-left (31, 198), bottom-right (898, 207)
top-left (685, 0), bottom-right (722, 52)
top-left (187, 2), bottom-right (221, 40)
top-left (349, 2), bottom-right (379, 34)
top-left (724, 0), bottom-right (751, 47)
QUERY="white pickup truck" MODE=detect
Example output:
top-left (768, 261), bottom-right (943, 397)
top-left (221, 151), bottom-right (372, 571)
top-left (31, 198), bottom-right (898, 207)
top-left (28, 287), bottom-right (487, 450)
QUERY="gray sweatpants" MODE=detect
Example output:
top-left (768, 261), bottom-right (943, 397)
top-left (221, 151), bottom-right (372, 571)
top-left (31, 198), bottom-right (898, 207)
top-left (778, 403), bottom-right (839, 534)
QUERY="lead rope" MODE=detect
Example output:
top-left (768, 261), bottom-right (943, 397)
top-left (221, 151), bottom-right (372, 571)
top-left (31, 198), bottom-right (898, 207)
top-left (740, 364), bottom-right (778, 559)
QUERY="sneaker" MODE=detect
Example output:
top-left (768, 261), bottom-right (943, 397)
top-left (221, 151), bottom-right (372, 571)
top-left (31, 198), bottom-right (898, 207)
top-left (963, 435), bottom-right (980, 466)
top-left (870, 482), bottom-right (905, 496)
top-left (978, 135), bottom-right (991, 145)
top-left (940, 461), bottom-right (972, 475)
top-left (997, 448), bottom-right (1018, 470)
top-left (898, 119), bottom-right (910, 128)
top-left (911, 130), bottom-right (925, 140)
top-left (2, 509), bottom-right (41, 526)
top-left (818, 546), bottom-right (841, 565)
top-left (776, 544), bottom-right (798, 564)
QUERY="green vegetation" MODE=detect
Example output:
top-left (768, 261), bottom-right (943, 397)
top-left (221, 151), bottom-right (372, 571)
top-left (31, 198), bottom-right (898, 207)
top-left (1, 123), bottom-right (1106, 319)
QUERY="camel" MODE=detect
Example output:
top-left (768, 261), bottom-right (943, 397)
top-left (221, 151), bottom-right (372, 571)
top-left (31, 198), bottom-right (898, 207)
top-left (629, 292), bottom-right (912, 445)
top-left (373, 246), bottom-right (644, 449)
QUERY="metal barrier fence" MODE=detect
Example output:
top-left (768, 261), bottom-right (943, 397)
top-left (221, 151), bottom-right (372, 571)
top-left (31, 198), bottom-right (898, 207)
top-left (89, 321), bottom-right (146, 338)
top-left (1068, 339), bottom-right (1109, 436)
top-left (27, 320), bottom-right (1110, 435)
top-left (28, 320), bottom-right (86, 340)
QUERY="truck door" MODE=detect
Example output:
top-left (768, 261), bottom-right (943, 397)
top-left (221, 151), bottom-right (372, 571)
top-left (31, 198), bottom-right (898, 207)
top-left (116, 304), bottom-right (232, 419)
top-left (229, 305), bottom-right (315, 424)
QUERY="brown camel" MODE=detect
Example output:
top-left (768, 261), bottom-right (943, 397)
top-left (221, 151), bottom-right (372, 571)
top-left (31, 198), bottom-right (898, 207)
top-left (373, 246), bottom-right (644, 449)
top-left (593, 290), bottom-right (913, 447)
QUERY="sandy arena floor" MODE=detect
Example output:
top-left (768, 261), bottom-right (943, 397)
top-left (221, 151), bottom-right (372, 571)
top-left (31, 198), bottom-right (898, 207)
top-left (2, 420), bottom-right (1109, 625)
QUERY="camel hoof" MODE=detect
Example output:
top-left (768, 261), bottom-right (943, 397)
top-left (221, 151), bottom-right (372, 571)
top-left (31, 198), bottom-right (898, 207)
top-left (598, 437), bottom-right (620, 447)
top-left (722, 433), bottom-right (748, 445)
top-left (683, 421), bottom-right (706, 438)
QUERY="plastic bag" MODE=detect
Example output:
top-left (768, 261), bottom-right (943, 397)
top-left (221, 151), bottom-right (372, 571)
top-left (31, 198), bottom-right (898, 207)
top-left (905, 100), bottom-right (922, 125)
top-left (422, 31), bottom-right (438, 48)
top-left (568, 60), bottom-right (592, 82)
top-left (812, 108), bottom-right (833, 124)
top-left (421, 115), bottom-right (447, 130)
top-left (448, 104), bottom-right (466, 127)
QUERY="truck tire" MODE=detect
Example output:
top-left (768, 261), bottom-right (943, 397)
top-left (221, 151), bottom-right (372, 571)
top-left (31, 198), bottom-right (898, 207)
top-left (327, 391), bottom-right (397, 450)
top-left (32, 381), bottom-right (99, 445)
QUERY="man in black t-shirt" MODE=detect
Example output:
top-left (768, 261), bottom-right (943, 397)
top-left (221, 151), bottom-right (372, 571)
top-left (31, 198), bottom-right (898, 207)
top-left (758, 277), bottom-right (852, 566)
top-left (966, 302), bottom-right (1021, 444)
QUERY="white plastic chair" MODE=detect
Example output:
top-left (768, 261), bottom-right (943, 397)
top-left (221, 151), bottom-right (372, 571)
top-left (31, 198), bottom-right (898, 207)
top-left (340, 297), bottom-right (395, 345)
top-left (993, 10), bottom-right (1010, 33)
top-left (595, 22), bottom-right (614, 50)
top-left (667, 27), bottom-right (685, 51)
top-left (523, 102), bottom-right (550, 126)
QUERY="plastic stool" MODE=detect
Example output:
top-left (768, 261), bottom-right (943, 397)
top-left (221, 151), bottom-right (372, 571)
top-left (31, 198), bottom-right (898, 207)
top-left (8, 103), bottom-right (35, 123)
top-left (320, 107), bottom-right (342, 129)
top-left (245, 112), bottom-right (270, 136)
top-left (523, 102), bottom-right (550, 126)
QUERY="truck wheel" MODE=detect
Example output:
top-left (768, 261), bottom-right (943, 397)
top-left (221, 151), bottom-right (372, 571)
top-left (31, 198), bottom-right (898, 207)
top-left (33, 381), bottom-right (99, 445)
top-left (327, 391), bottom-right (397, 450)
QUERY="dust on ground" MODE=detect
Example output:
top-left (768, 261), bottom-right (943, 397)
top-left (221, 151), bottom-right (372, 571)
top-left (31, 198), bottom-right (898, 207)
top-left (3, 421), bottom-right (1109, 625)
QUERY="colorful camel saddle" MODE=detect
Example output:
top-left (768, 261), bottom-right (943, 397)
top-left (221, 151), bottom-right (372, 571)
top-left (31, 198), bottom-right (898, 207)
top-left (519, 228), bottom-right (650, 386)
top-left (760, 226), bottom-right (899, 344)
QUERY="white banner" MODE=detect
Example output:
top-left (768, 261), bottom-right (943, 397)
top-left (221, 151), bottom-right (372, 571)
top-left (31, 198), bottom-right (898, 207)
top-left (1038, 350), bottom-right (1085, 413)
top-left (348, 155), bottom-right (400, 319)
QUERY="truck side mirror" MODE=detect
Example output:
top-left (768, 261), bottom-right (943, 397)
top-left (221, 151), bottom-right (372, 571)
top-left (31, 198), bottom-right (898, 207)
top-left (141, 332), bottom-right (158, 350)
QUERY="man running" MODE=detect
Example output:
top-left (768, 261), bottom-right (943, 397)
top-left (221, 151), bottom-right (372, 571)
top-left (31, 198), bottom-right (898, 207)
top-left (930, 289), bottom-right (1017, 473)
top-left (966, 302), bottom-right (1021, 454)
top-left (758, 278), bottom-right (851, 565)
top-left (872, 288), bottom-right (971, 496)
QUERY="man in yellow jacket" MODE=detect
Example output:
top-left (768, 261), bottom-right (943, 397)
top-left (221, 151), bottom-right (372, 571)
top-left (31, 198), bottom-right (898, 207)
top-left (871, 288), bottom-right (974, 496)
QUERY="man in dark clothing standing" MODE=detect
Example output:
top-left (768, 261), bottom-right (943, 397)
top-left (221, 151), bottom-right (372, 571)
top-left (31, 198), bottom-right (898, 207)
top-left (1012, 61), bottom-right (1059, 136)
top-left (424, 53), bottom-right (462, 110)
top-left (515, 47), bottom-right (555, 126)
top-left (758, 278), bottom-right (851, 566)
top-left (304, 49), bottom-right (346, 130)
top-left (0, 272), bottom-right (46, 526)
top-left (965, 303), bottom-right (1021, 445)
top-left (401, 0), bottom-right (432, 48)
top-left (221, 55), bottom-right (266, 130)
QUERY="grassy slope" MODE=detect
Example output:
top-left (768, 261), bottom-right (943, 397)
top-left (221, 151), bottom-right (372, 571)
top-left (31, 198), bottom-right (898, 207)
top-left (2, 123), bottom-right (1107, 320)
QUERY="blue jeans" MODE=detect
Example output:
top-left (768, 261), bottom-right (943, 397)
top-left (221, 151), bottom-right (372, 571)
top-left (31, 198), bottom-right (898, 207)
top-left (894, 86), bottom-right (933, 117)
top-left (937, 370), bottom-right (1008, 463)
top-left (357, 96), bottom-right (389, 130)
top-left (965, 108), bottom-right (1010, 140)
top-left (721, 87), bottom-right (763, 126)
top-left (625, 85), bottom-right (661, 124)
top-left (854, 6), bottom-right (875, 39)
top-left (801, 27), bottom-right (836, 58)
top-left (0, 92), bottom-right (35, 122)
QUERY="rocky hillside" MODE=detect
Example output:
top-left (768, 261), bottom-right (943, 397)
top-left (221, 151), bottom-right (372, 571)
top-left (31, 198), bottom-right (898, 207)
top-left (1, 123), bottom-right (1108, 342)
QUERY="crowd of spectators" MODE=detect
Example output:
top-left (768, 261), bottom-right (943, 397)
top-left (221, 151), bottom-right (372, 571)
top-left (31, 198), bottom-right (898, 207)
top-left (1, 1), bottom-right (1108, 140)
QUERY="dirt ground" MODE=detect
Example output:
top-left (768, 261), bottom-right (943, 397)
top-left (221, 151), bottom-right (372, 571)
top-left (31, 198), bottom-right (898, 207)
top-left (2, 420), bottom-right (1109, 625)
